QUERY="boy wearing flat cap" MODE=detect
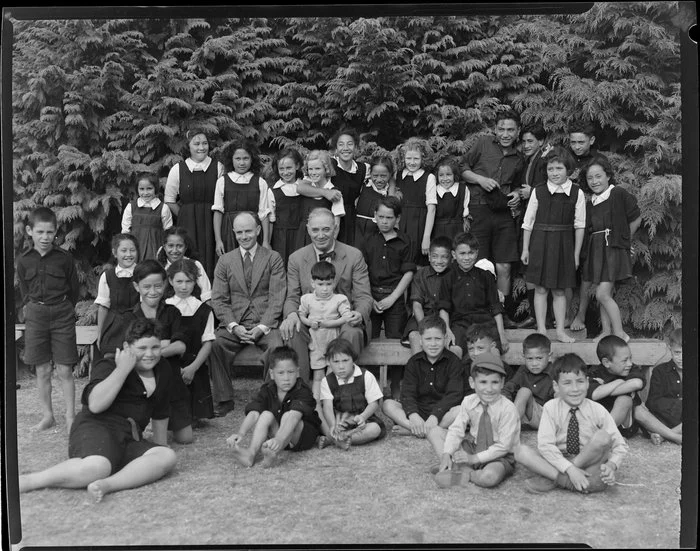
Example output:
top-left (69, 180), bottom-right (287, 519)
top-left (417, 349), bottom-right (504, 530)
top-left (432, 352), bottom-right (520, 488)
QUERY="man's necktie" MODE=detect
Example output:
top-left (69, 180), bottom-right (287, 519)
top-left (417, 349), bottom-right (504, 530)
top-left (243, 251), bottom-right (253, 290)
top-left (566, 407), bottom-right (580, 455)
top-left (475, 403), bottom-right (494, 452)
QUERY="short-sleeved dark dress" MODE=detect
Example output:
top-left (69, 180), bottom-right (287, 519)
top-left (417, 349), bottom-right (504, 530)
top-left (525, 184), bottom-right (580, 289)
top-left (220, 173), bottom-right (263, 253)
top-left (130, 200), bottom-right (165, 262)
top-left (433, 183), bottom-right (468, 241)
top-left (270, 182), bottom-right (302, 264)
top-left (98, 268), bottom-right (140, 358)
top-left (331, 158), bottom-right (366, 246)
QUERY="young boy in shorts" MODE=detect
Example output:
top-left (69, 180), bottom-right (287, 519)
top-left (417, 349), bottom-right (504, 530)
top-left (438, 232), bottom-right (509, 359)
top-left (633, 328), bottom-right (683, 445)
top-left (383, 316), bottom-right (464, 456)
top-left (516, 353), bottom-right (628, 494)
top-left (227, 346), bottom-right (321, 467)
top-left (16, 206), bottom-right (80, 432)
top-left (359, 196), bottom-right (416, 397)
top-left (502, 333), bottom-right (555, 429)
top-left (402, 235), bottom-right (453, 354)
top-left (588, 335), bottom-right (646, 436)
top-left (19, 318), bottom-right (177, 502)
top-left (433, 352), bottom-right (520, 489)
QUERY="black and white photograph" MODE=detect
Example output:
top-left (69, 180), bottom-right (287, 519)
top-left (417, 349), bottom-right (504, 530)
top-left (3, 2), bottom-right (697, 548)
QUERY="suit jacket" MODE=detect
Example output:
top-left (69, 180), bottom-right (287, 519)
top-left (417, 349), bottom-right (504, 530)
top-left (284, 242), bottom-right (373, 331)
top-left (211, 246), bottom-right (286, 329)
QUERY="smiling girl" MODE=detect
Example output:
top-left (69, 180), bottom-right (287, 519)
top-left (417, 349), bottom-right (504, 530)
top-left (156, 227), bottom-right (211, 303)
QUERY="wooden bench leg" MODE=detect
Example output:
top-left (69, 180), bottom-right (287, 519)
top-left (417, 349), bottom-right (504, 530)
top-left (379, 364), bottom-right (388, 390)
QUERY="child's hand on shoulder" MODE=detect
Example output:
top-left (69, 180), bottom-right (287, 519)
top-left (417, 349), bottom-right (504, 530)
top-left (600, 462), bottom-right (617, 485)
top-left (566, 465), bottom-right (590, 492)
top-left (115, 345), bottom-right (137, 372)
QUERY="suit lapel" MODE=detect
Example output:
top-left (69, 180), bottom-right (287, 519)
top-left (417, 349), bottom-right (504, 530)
top-left (250, 247), bottom-right (267, 293)
top-left (230, 249), bottom-right (248, 294)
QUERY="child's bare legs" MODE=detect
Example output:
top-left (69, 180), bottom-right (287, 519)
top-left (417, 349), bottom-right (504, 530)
top-left (408, 331), bottom-right (422, 355)
top-left (469, 462), bottom-right (507, 488)
top-left (513, 387), bottom-right (533, 422)
top-left (33, 362), bottom-right (56, 430)
top-left (383, 400), bottom-right (412, 432)
top-left (533, 286), bottom-right (549, 335)
top-left (634, 404), bottom-right (682, 445)
top-left (347, 422), bottom-right (381, 445)
top-left (231, 410), bottom-right (277, 467)
top-left (87, 446), bottom-right (176, 502)
top-left (55, 363), bottom-right (76, 432)
top-left (262, 410), bottom-right (304, 459)
top-left (570, 281), bottom-right (592, 331)
top-left (552, 289), bottom-right (575, 343)
top-left (19, 456), bottom-right (111, 493)
top-left (609, 395), bottom-right (634, 427)
top-left (596, 282), bottom-right (628, 342)
top-left (172, 425), bottom-right (193, 445)
top-left (426, 425), bottom-right (447, 457)
top-left (389, 366), bottom-right (402, 400)
top-left (515, 444), bottom-right (560, 480)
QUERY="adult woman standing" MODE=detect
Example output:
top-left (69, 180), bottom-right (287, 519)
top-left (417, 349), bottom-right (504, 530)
top-left (165, 130), bottom-right (225, 278)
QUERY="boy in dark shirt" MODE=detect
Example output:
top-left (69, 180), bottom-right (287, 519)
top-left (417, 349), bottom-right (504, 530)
top-left (19, 318), bottom-right (177, 502)
top-left (227, 346), bottom-right (321, 467)
top-left (588, 335), bottom-right (645, 436)
top-left (16, 207), bottom-right (80, 432)
top-left (438, 232), bottom-right (509, 359)
top-left (634, 328), bottom-right (682, 445)
top-left (383, 316), bottom-right (464, 458)
top-left (403, 235), bottom-right (453, 353)
top-left (360, 196), bottom-right (416, 397)
top-left (503, 333), bottom-right (555, 429)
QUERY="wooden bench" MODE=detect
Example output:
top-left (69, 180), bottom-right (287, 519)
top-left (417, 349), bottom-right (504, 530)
top-left (231, 328), bottom-right (669, 396)
top-left (15, 324), bottom-right (99, 369)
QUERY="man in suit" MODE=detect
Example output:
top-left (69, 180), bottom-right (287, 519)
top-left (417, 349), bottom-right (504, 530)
top-left (209, 212), bottom-right (286, 417)
top-left (279, 208), bottom-right (373, 382)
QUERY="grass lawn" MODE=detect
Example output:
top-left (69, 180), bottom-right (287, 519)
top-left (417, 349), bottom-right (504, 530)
top-left (12, 371), bottom-right (681, 548)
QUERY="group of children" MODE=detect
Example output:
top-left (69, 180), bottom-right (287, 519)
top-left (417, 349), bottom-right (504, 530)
top-left (15, 116), bottom-right (680, 502)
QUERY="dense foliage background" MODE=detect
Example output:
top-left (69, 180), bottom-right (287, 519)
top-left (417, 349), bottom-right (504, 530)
top-left (11, 2), bottom-right (683, 337)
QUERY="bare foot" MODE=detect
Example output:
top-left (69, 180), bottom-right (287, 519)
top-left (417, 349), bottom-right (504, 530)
top-left (31, 416), bottom-right (56, 431)
top-left (333, 433), bottom-right (351, 451)
top-left (592, 331), bottom-right (611, 343)
top-left (569, 317), bottom-right (586, 331)
top-left (650, 433), bottom-right (664, 446)
top-left (391, 425), bottom-right (412, 436)
top-left (555, 331), bottom-right (575, 343)
top-left (87, 480), bottom-right (109, 503)
top-left (231, 446), bottom-right (256, 467)
top-left (318, 436), bottom-right (334, 449)
top-left (614, 331), bottom-right (631, 343)
top-left (260, 446), bottom-right (283, 469)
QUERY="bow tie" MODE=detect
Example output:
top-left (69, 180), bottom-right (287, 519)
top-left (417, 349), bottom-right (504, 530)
top-left (319, 251), bottom-right (336, 262)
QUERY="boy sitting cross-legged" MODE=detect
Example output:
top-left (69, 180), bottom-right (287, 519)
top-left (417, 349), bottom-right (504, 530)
top-left (432, 352), bottom-right (520, 489)
top-left (383, 316), bottom-right (464, 454)
top-left (227, 346), bottom-right (322, 467)
top-left (516, 353), bottom-right (629, 494)
top-left (588, 335), bottom-right (646, 436)
top-left (502, 332), bottom-right (555, 429)
top-left (633, 328), bottom-right (683, 445)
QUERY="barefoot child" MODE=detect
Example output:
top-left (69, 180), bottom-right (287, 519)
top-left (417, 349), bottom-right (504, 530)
top-left (403, 236), bottom-right (453, 354)
top-left (95, 234), bottom-right (141, 359)
top-left (166, 259), bottom-right (216, 427)
top-left (227, 346), bottom-right (321, 467)
top-left (521, 146), bottom-right (586, 343)
top-left (19, 318), bottom-right (177, 502)
top-left (319, 338), bottom-right (386, 449)
top-left (298, 261), bottom-right (354, 402)
top-left (121, 173), bottom-right (173, 261)
top-left (383, 316), bottom-right (463, 457)
top-left (516, 353), bottom-right (628, 494)
top-left (433, 353), bottom-right (520, 489)
top-left (578, 154), bottom-right (641, 341)
top-left (502, 333), bottom-right (555, 429)
top-left (634, 328), bottom-right (682, 445)
top-left (17, 207), bottom-right (80, 432)
top-left (588, 335), bottom-right (646, 435)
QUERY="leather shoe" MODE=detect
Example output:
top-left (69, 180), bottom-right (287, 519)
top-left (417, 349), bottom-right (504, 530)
top-left (516, 316), bottom-right (537, 329)
top-left (213, 400), bottom-right (235, 418)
